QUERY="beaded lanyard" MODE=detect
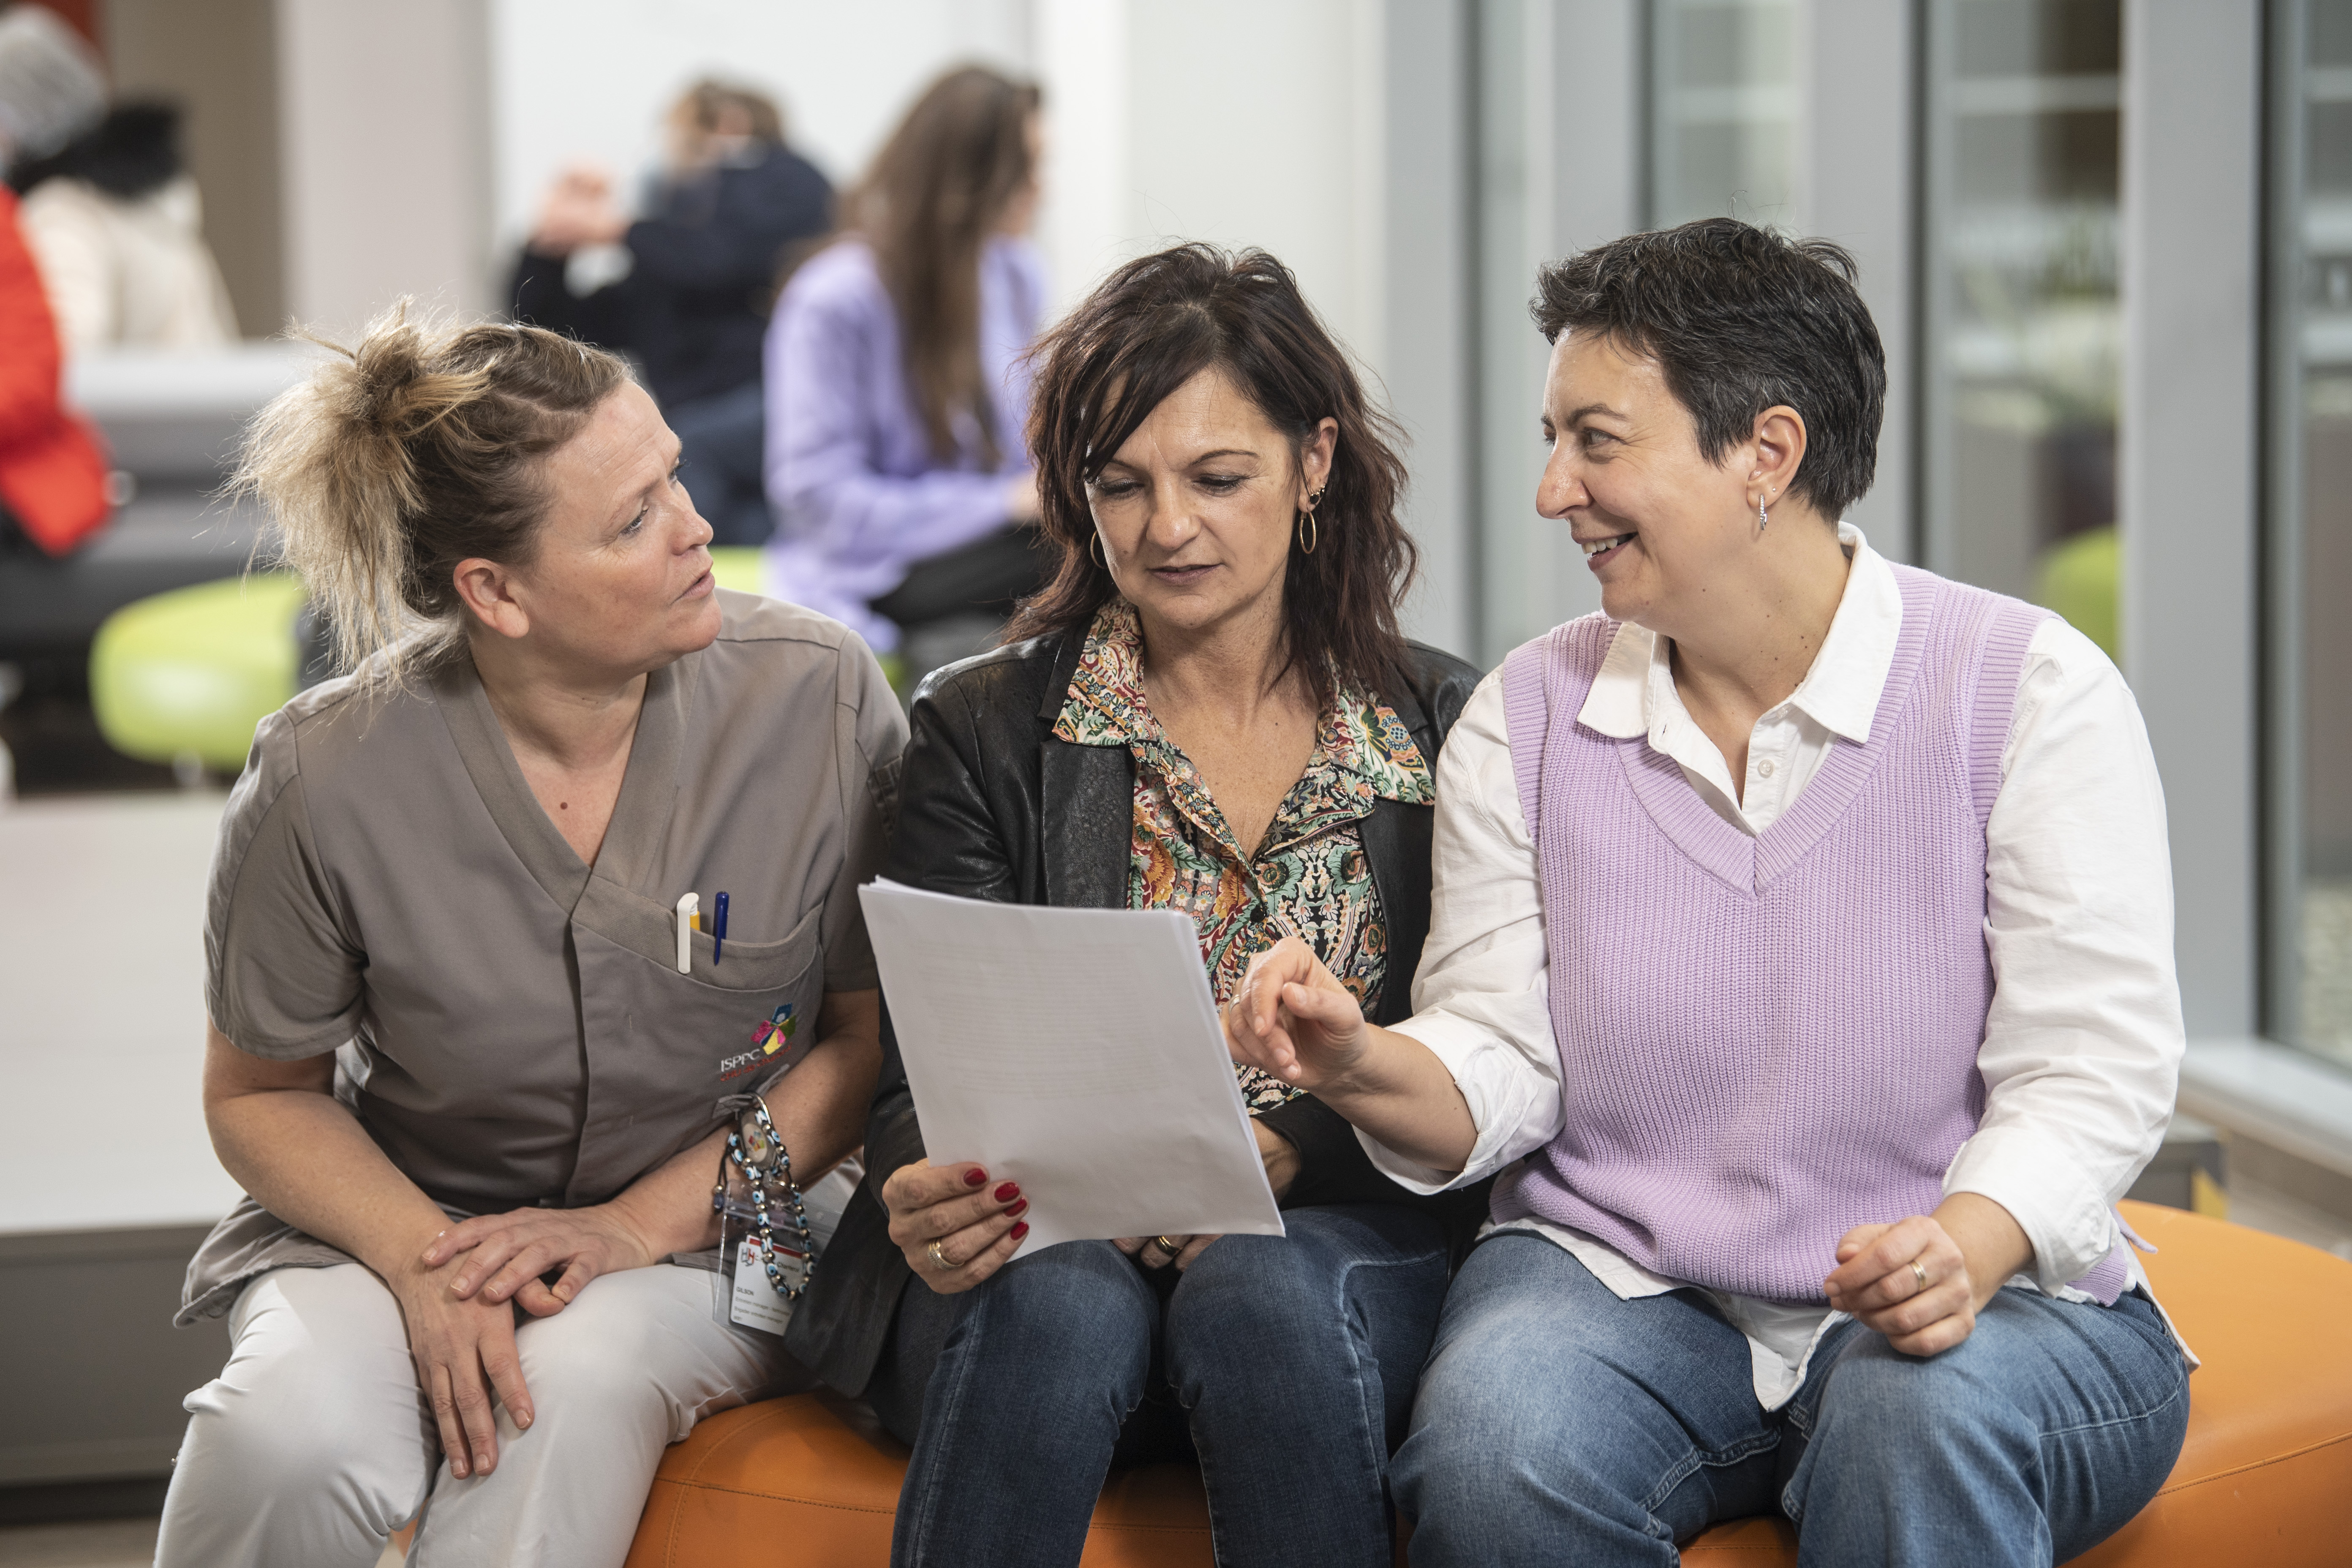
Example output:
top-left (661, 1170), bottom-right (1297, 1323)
top-left (712, 1096), bottom-right (817, 1301)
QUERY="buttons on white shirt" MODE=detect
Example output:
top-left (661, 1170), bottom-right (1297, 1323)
top-left (1756, 758), bottom-right (1776, 778)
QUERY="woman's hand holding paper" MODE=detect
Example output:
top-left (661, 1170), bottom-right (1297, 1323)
top-left (885, 1161), bottom-right (1032, 1295)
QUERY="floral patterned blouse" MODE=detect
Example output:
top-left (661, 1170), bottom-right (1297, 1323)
top-left (1053, 599), bottom-right (1435, 1111)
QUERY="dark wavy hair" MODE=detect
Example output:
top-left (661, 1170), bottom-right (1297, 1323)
top-left (1532, 218), bottom-right (1886, 521)
top-left (1004, 243), bottom-right (1417, 706)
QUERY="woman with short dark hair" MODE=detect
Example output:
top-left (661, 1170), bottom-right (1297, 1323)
top-left (784, 243), bottom-right (1483, 1568)
top-left (1224, 218), bottom-right (2191, 1566)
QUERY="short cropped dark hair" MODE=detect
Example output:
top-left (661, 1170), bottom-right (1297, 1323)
top-left (1532, 218), bottom-right (1886, 521)
top-left (1007, 243), bottom-right (1418, 706)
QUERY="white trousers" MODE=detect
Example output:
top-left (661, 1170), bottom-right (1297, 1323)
top-left (154, 1261), bottom-right (803, 1568)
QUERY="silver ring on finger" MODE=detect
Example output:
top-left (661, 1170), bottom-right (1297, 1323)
top-left (928, 1239), bottom-right (953, 1271)
top-left (1910, 1259), bottom-right (1929, 1294)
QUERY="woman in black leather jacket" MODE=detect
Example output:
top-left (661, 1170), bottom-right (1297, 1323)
top-left (785, 245), bottom-right (1483, 1568)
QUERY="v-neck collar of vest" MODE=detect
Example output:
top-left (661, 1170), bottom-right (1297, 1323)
top-left (435, 647), bottom-right (690, 917)
top-left (1610, 569), bottom-right (1935, 898)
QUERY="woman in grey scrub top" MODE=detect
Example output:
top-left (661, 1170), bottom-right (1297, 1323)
top-left (152, 311), bottom-right (904, 1568)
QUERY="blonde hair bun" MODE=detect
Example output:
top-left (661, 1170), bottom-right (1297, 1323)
top-left (236, 302), bottom-right (627, 686)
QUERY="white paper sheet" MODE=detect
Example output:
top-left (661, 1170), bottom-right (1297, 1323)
top-left (859, 879), bottom-right (1284, 1255)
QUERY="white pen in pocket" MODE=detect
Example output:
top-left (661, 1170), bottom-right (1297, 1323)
top-left (675, 891), bottom-right (700, 975)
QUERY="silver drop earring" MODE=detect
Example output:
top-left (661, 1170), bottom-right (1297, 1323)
top-left (1759, 486), bottom-right (1772, 528)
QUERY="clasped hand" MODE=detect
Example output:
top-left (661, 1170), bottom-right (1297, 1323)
top-left (392, 1204), bottom-right (659, 1480)
top-left (1827, 1192), bottom-right (2031, 1357)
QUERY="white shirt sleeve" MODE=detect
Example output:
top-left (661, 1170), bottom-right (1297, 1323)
top-left (1356, 671), bottom-right (1566, 1192)
top-left (1942, 618), bottom-right (2185, 1293)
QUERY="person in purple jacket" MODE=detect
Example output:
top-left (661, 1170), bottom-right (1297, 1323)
top-left (1225, 219), bottom-right (2192, 1566)
top-left (763, 66), bottom-right (1046, 684)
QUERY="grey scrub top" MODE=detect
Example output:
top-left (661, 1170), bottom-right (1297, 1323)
top-left (180, 591), bottom-right (904, 1323)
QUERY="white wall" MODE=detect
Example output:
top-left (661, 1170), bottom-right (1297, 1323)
top-left (1114, 0), bottom-right (1386, 368)
top-left (482, 0), bottom-right (1388, 370)
top-left (277, 0), bottom-right (494, 332)
top-left (487, 0), bottom-right (1031, 250)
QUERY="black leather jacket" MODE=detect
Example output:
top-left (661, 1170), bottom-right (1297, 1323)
top-left (785, 626), bottom-right (1490, 1395)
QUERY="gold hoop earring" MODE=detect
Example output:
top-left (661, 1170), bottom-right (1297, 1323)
top-left (1298, 487), bottom-right (1325, 555)
top-left (1090, 532), bottom-right (1105, 569)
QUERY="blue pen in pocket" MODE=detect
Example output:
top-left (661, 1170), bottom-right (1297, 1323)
top-left (713, 891), bottom-right (729, 965)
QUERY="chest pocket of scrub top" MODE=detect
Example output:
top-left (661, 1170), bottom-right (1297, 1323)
top-left (671, 905), bottom-right (825, 1102)
top-left (569, 879), bottom-right (826, 1135)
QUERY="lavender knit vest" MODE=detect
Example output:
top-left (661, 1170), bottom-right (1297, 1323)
top-left (1495, 565), bottom-right (2129, 1306)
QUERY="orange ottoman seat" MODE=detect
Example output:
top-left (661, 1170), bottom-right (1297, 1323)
top-left (626, 1202), bottom-right (2352, 1567)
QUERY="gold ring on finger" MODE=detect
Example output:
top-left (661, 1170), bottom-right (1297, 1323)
top-left (1910, 1260), bottom-right (1929, 1293)
top-left (928, 1239), bottom-right (952, 1271)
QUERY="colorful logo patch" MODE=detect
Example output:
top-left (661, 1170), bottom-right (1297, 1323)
top-left (719, 1005), bottom-right (801, 1082)
top-left (753, 1004), bottom-right (798, 1055)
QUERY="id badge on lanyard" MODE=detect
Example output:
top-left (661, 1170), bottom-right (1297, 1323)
top-left (712, 1095), bottom-right (858, 1335)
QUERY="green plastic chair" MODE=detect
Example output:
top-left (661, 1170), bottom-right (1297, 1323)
top-left (2033, 526), bottom-right (2120, 664)
top-left (90, 572), bottom-right (305, 775)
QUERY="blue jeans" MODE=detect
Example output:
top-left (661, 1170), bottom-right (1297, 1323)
top-left (869, 1205), bottom-right (1452, 1568)
top-left (1395, 1232), bottom-right (2189, 1568)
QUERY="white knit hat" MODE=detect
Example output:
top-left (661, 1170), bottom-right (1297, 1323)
top-left (0, 5), bottom-right (106, 165)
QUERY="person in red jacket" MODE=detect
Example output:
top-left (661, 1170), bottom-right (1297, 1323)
top-left (0, 182), bottom-right (110, 555)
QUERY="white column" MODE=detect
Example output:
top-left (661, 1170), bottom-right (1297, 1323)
top-left (1381, 0), bottom-right (1473, 654)
top-left (275, 0), bottom-right (493, 332)
top-left (2118, 0), bottom-right (2262, 1036)
top-left (1803, 0), bottom-right (1916, 560)
top-left (1032, 0), bottom-right (1132, 314)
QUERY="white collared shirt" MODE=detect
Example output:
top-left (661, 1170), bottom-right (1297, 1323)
top-left (1366, 527), bottom-right (2191, 1406)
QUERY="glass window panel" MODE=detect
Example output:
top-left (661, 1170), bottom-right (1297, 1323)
top-left (1649, 0), bottom-right (1801, 229)
top-left (2268, 0), bottom-right (2352, 1065)
top-left (1922, 0), bottom-right (2123, 648)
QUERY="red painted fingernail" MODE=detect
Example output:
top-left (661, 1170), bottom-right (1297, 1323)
top-left (994, 1182), bottom-right (1020, 1202)
top-left (1010, 1222), bottom-right (1029, 1241)
top-left (1006, 1199), bottom-right (1028, 1218)
top-left (964, 1168), bottom-right (988, 1187)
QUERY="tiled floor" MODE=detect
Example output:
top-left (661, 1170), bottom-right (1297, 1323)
top-left (0, 790), bottom-right (244, 1232)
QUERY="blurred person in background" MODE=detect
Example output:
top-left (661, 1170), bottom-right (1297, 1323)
top-left (0, 4), bottom-right (238, 351)
top-left (764, 64), bottom-right (1046, 689)
top-left (0, 8), bottom-right (111, 557)
top-left (512, 78), bottom-right (831, 547)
